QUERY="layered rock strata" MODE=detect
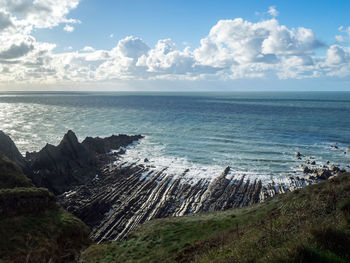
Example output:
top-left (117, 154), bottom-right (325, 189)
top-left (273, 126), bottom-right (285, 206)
top-left (58, 149), bottom-right (344, 243)
top-left (0, 130), bottom-right (346, 243)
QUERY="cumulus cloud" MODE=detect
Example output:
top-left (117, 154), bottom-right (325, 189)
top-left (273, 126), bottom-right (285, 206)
top-left (0, 9), bottom-right (13, 30)
top-left (0, 41), bottom-right (34, 59)
top-left (326, 45), bottom-right (347, 65)
top-left (335, 35), bottom-right (346, 43)
top-left (0, 0), bottom-right (80, 28)
top-left (193, 17), bottom-right (323, 80)
top-left (63, 24), bottom-right (74, 32)
top-left (1, 3), bottom-right (350, 85)
top-left (268, 6), bottom-right (279, 17)
top-left (81, 46), bottom-right (95, 52)
top-left (112, 36), bottom-right (150, 59)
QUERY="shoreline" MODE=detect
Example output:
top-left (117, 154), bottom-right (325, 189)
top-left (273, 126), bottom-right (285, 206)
top-left (0, 129), bottom-right (347, 242)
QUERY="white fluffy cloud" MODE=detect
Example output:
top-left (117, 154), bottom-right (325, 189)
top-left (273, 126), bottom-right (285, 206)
top-left (1, 3), bottom-right (350, 85)
top-left (193, 18), bottom-right (324, 79)
top-left (0, 0), bottom-right (80, 28)
top-left (63, 24), bottom-right (74, 32)
top-left (268, 6), bottom-right (279, 17)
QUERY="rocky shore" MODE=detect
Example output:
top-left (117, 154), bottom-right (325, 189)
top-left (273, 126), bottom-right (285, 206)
top-left (0, 130), bottom-right (347, 243)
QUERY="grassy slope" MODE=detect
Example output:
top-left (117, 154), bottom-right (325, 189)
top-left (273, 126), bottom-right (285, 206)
top-left (82, 173), bottom-right (350, 263)
top-left (0, 156), bottom-right (91, 263)
top-left (0, 156), bottom-right (33, 189)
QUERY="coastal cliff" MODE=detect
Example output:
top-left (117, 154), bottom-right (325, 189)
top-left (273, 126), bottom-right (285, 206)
top-left (1, 130), bottom-right (346, 243)
top-left (0, 155), bottom-right (90, 262)
top-left (82, 172), bottom-right (350, 263)
top-left (0, 130), bottom-right (349, 262)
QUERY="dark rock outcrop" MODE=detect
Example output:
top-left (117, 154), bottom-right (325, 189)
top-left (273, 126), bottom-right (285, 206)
top-left (1, 130), bottom-right (347, 244)
top-left (82, 134), bottom-right (143, 154)
top-left (0, 131), bottom-right (32, 176)
top-left (58, 159), bottom-right (316, 242)
top-left (26, 130), bottom-right (97, 195)
top-left (25, 130), bottom-right (143, 195)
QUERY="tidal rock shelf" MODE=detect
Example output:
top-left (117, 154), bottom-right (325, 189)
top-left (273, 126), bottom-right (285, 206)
top-left (58, 146), bottom-right (344, 243)
top-left (0, 130), bottom-right (346, 243)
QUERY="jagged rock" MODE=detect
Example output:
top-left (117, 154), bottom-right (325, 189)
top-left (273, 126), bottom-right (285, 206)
top-left (317, 168), bottom-right (332, 179)
top-left (25, 131), bottom-right (143, 195)
top-left (300, 165), bottom-right (312, 174)
top-left (295, 152), bottom-right (302, 157)
top-left (2, 130), bottom-right (347, 244)
top-left (330, 165), bottom-right (340, 173)
top-left (0, 131), bottom-right (32, 176)
top-left (82, 134), bottom-right (143, 154)
top-left (26, 130), bottom-right (98, 194)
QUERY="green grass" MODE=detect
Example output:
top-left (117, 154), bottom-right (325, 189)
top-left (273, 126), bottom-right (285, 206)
top-left (0, 156), bottom-right (32, 189)
top-left (0, 207), bottom-right (90, 263)
top-left (82, 173), bottom-right (350, 263)
top-left (0, 155), bottom-right (91, 262)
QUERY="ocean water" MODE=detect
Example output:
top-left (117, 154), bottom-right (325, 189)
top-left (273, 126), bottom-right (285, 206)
top-left (0, 91), bottom-right (349, 183)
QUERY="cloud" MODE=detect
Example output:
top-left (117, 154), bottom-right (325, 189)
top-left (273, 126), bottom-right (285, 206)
top-left (63, 24), bottom-right (74, 32)
top-left (0, 41), bottom-right (34, 59)
top-left (112, 36), bottom-right (150, 59)
top-left (0, 0), bottom-right (81, 28)
top-left (0, 9), bottom-right (13, 30)
top-left (137, 39), bottom-right (209, 75)
top-left (193, 17), bottom-right (323, 77)
top-left (335, 35), bottom-right (346, 43)
top-left (81, 46), bottom-right (94, 52)
top-left (1, 4), bottom-right (350, 85)
top-left (326, 45), bottom-right (347, 65)
top-left (268, 6), bottom-right (279, 17)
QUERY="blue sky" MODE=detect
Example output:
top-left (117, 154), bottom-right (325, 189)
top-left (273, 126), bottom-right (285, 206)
top-left (0, 0), bottom-right (350, 91)
top-left (33, 0), bottom-right (350, 52)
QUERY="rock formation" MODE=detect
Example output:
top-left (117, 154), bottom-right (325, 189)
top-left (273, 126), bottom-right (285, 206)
top-left (1, 130), bottom-right (346, 244)
top-left (0, 131), bottom-right (32, 176)
top-left (58, 150), bottom-right (341, 243)
top-left (25, 131), bottom-right (143, 195)
top-left (25, 130), bottom-right (98, 194)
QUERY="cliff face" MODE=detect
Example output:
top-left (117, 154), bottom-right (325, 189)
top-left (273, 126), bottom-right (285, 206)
top-left (26, 130), bottom-right (98, 195)
top-left (59, 164), bottom-right (263, 242)
top-left (1, 130), bottom-right (346, 246)
top-left (0, 156), bottom-right (90, 263)
top-left (58, 142), bottom-right (346, 243)
top-left (0, 131), bottom-right (32, 176)
top-left (82, 172), bottom-right (350, 263)
top-left (25, 131), bottom-right (144, 195)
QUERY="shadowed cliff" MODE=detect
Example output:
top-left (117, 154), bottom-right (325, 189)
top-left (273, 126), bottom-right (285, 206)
top-left (0, 155), bottom-right (90, 263)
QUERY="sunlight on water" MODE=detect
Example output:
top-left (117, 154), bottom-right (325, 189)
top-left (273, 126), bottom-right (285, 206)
top-left (0, 92), bottom-right (349, 183)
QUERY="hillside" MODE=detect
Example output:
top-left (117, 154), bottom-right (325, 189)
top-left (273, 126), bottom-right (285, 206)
top-left (0, 155), bottom-right (91, 263)
top-left (82, 172), bottom-right (350, 263)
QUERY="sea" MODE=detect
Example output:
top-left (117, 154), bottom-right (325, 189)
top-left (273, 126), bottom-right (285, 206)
top-left (0, 91), bottom-right (349, 184)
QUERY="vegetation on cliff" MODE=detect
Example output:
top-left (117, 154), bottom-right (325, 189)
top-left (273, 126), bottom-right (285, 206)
top-left (82, 173), bottom-right (350, 263)
top-left (0, 156), bottom-right (91, 263)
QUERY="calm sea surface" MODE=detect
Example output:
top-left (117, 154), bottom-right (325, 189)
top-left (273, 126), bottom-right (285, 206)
top-left (1, 92), bottom-right (349, 183)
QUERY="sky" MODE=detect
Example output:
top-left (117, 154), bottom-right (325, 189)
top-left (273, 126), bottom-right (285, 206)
top-left (0, 0), bottom-right (350, 91)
